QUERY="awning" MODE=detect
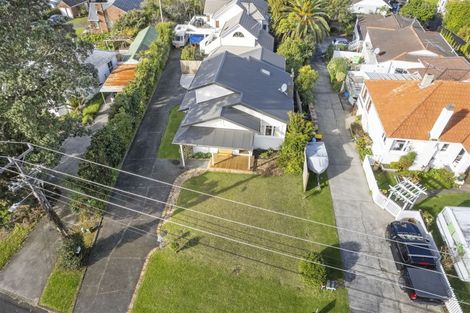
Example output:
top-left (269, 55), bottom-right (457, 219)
top-left (100, 63), bottom-right (137, 93)
top-left (173, 126), bottom-right (254, 150)
top-left (189, 34), bottom-right (205, 44)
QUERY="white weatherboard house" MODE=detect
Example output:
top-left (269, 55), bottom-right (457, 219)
top-left (351, 15), bottom-right (456, 74)
top-left (173, 0), bottom-right (273, 55)
top-left (173, 51), bottom-right (293, 168)
top-left (356, 77), bottom-right (470, 176)
top-left (85, 49), bottom-right (117, 84)
top-left (437, 207), bottom-right (470, 282)
top-left (350, 0), bottom-right (391, 14)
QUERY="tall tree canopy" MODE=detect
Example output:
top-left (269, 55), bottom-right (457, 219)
top-left (444, 0), bottom-right (470, 40)
top-left (0, 0), bottom-right (97, 156)
top-left (277, 0), bottom-right (329, 44)
top-left (143, 0), bottom-right (203, 23)
top-left (399, 0), bottom-right (436, 23)
top-left (325, 0), bottom-right (354, 25)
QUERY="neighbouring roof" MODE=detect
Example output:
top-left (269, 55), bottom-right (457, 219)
top-left (173, 126), bottom-right (254, 149)
top-left (365, 80), bottom-right (470, 150)
top-left (180, 90), bottom-right (197, 111)
top-left (256, 29), bottom-right (274, 50)
top-left (127, 26), bottom-right (157, 61)
top-left (112, 0), bottom-right (143, 12)
top-left (100, 63), bottom-right (137, 93)
top-left (181, 93), bottom-right (242, 126)
top-left (210, 45), bottom-right (285, 69)
top-left (60, 0), bottom-right (86, 8)
top-left (410, 57), bottom-right (470, 81)
top-left (221, 10), bottom-right (261, 38)
top-left (204, 0), bottom-right (233, 15)
top-left (85, 49), bottom-right (117, 67)
top-left (189, 51), bottom-right (293, 122)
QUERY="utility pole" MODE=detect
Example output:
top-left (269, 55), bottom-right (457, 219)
top-left (4, 154), bottom-right (69, 238)
top-left (159, 0), bottom-right (164, 23)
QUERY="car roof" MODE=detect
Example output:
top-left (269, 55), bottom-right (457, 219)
top-left (391, 221), bottom-right (424, 237)
top-left (405, 267), bottom-right (450, 300)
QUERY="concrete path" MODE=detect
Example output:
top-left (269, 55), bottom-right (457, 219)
top-left (74, 49), bottom-right (205, 313)
top-left (0, 292), bottom-right (47, 313)
top-left (312, 51), bottom-right (442, 313)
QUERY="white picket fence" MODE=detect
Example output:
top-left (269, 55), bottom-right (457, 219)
top-left (362, 156), bottom-right (402, 217)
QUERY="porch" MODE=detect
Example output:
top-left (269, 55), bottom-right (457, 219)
top-left (209, 152), bottom-right (254, 173)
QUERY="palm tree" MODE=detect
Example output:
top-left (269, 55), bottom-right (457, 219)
top-left (278, 0), bottom-right (330, 44)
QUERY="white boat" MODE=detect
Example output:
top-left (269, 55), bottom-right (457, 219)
top-left (305, 141), bottom-right (329, 175)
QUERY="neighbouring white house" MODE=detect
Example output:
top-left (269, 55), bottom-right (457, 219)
top-left (85, 49), bottom-right (118, 84)
top-left (437, 206), bottom-right (470, 282)
top-left (356, 76), bottom-right (470, 176)
top-left (351, 14), bottom-right (456, 74)
top-left (350, 0), bottom-right (391, 14)
top-left (172, 0), bottom-right (273, 55)
top-left (173, 51), bottom-right (293, 169)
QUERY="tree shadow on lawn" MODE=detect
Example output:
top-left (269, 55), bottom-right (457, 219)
top-left (321, 242), bottom-right (360, 283)
top-left (304, 173), bottom-right (329, 199)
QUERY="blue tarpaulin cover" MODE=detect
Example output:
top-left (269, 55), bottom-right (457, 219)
top-left (189, 34), bottom-right (204, 44)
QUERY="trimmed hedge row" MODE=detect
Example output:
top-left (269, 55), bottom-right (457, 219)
top-left (70, 22), bottom-right (173, 214)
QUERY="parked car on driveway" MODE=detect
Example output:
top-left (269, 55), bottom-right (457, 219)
top-left (332, 37), bottom-right (349, 46)
top-left (400, 267), bottom-right (451, 304)
top-left (387, 219), bottom-right (439, 269)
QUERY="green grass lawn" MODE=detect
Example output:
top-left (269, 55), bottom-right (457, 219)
top-left (132, 173), bottom-right (348, 313)
top-left (0, 224), bottom-right (31, 270)
top-left (374, 169), bottom-right (397, 192)
top-left (157, 105), bottom-right (185, 159)
top-left (67, 16), bottom-right (88, 36)
top-left (40, 267), bottom-right (83, 313)
top-left (415, 193), bottom-right (470, 308)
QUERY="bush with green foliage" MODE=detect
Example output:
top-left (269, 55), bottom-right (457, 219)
top-left (444, 0), bottom-right (470, 39)
top-left (112, 10), bottom-right (151, 38)
top-left (278, 112), bottom-right (314, 174)
top-left (355, 135), bottom-right (372, 160)
top-left (58, 233), bottom-right (85, 270)
top-left (295, 65), bottom-right (319, 104)
top-left (390, 151), bottom-right (417, 171)
top-left (259, 148), bottom-right (275, 159)
top-left (192, 152), bottom-right (211, 159)
top-left (298, 251), bottom-right (327, 287)
top-left (181, 45), bottom-right (202, 61)
top-left (81, 94), bottom-right (104, 125)
top-left (420, 168), bottom-right (455, 189)
top-left (399, 0), bottom-right (435, 23)
top-left (79, 32), bottom-right (114, 50)
top-left (327, 58), bottom-right (348, 91)
top-left (277, 37), bottom-right (313, 73)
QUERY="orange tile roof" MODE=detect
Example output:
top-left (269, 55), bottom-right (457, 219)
top-left (102, 64), bottom-right (137, 92)
top-left (365, 80), bottom-right (470, 150)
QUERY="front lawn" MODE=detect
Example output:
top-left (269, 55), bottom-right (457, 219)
top-left (67, 17), bottom-right (88, 36)
top-left (0, 224), bottom-right (31, 269)
top-left (132, 173), bottom-right (348, 313)
top-left (157, 105), bottom-right (185, 159)
top-left (415, 193), bottom-right (470, 308)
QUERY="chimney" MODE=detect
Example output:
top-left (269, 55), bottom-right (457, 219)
top-left (429, 104), bottom-right (454, 140)
top-left (419, 73), bottom-right (434, 88)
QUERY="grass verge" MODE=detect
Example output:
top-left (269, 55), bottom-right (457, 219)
top-left (81, 93), bottom-right (104, 125)
top-left (132, 172), bottom-right (348, 313)
top-left (157, 105), bottom-right (185, 159)
top-left (0, 224), bottom-right (32, 269)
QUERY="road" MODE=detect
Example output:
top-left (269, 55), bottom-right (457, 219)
top-left (312, 46), bottom-right (443, 313)
top-left (0, 293), bottom-right (47, 313)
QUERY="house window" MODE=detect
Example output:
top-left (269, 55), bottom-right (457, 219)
top-left (262, 24), bottom-right (267, 30)
top-left (233, 31), bottom-right (245, 38)
top-left (440, 144), bottom-right (449, 152)
top-left (382, 133), bottom-right (387, 143)
top-left (360, 86), bottom-right (367, 99)
top-left (453, 149), bottom-right (465, 166)
top-left (366, 97), bottom-right (372, 112)
top-left (390, 140), bottom-right (407, 152)
top-left (107, 61), bottom-right (113, 71)
top-left (264, 125), bottom-right (275, 136)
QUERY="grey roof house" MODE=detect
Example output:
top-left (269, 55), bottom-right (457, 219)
top-left (173, 51), bottom-right (293, 170)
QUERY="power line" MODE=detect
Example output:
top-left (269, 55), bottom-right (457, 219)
top-left (0, 142), bottom-right (451, 256)
top-left (3, 166), bottom-right (467, 308)
top-left (28, 160), bottom-right (463, 281)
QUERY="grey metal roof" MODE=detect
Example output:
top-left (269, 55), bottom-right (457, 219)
top-left (211, 46), bottom-right (285, 70)
top-left (113, 0), bottom-right (143, 12)
top-left (190, 51), bottom-right (293, 122)
top-left (181, 93), bottom-right (241, 126)
top-left (85, 49), bottom-right (116, 67)
top-left (256, 29), bottom-right (274, 50)
top-left (61, 0), bottom-right (86, 7)
top-left (221, 107), bottom-right (260, 132)
top-left (242, 0), bottom-right (268, 19)
top-left (180, 90), bottom-right (197, 111)
top-left (204, 0), bottom-right (233, 15)
top-left (173, 126), bottom-right (254, 149)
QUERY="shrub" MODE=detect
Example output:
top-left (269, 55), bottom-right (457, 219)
top-left (298, 252), bottom-right (327, 287)
top-left (421, 168), bottom-right (455, 189)
top-left (112, 10), bottom-right (150, 38)
top-left (181, 45), bottom-right (202, 61)
top-left (259, 148), bottom-right (275, 159)
top-left (295, 65), bottom-right (319, 104)
top-left (278, 112), bottom-right (314, 174)
top-left (355, 135), bottom-right (372, 160)
top-left (79, 32), bottom-right (113, 50)
top-left (81, 95), bottom-right (103, 125)
top-left (58, 233), bottom-right (85, 270)
top-left (192, 152), bottom-right (211, 159)
top-left (390, 151), bottom-right (417, 171)
top-left (277, 37), bottom-right (313, 73)
top-left (327, 58), bottom-right (348, 92)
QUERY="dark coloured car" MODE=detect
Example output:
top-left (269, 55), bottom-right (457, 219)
top-left (400, 267), bottom-right (451, 304)
top-left (387, 219), bottom-right (439, 269)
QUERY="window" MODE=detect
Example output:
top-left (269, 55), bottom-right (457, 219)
top-left (382, 133), bottom-right (387, 143)
top-left (366, 97), bottom-right (372, 112)
top-left (107, 61), bottom-right (113, 71)
top-left (264, 125), bottom-right (275, 136)
top-left (390, 140), bottom-right (407, 152)
top-left (233, 31), bottom-right (245, 38)
top-left (262, 24), bottom-right (267, 30)
top-left (360, 86), bottom-right (367, 99)
top-left (440, 144), bottom-right (449, 152)
top-left (453, 148), bottom-right (465, 166)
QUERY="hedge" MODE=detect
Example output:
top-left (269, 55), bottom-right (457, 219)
top-left (73, 22), bottom-right (174, 213)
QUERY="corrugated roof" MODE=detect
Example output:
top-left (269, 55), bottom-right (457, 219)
top-left (181, 93), bottom-right (241, 126)
top-left (221, 107), bottom-right (260, 132)
top-left (211, 46), bottom-right (285, 70)
top-left (100, 63), bottom-right (137, 92)
top-left (113, 0), bottom-right (143, 12)
top-left (204, 0), bottom-right (233, 15)
top-left (127, 26), bottom-right (157, 61)
top-left (173, 126), bottom-right (254, 149)
top-left (180, 90), bottom-right (197, 111)
top-left (365, 80), bottom-right (470, 150)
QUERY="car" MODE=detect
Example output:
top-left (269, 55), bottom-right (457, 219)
top-left (387, 219), bottom-right (439, 269)
top-left (48, 14), bottom-right (69, 25)
top-left (400, 266), bottom-right (450, 304)
top-left (332, 37), bottom-right (349, 46)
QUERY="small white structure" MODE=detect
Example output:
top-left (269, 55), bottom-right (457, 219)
top-left (437, 207), bottom-right (470, 282)
top-left (84, 49), bottom-right (117, 84)
top-left (350, 0), bottom-right (391, 14)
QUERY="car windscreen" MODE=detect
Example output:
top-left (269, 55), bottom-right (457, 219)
top-left (407, 244), bottom-right (437, 266)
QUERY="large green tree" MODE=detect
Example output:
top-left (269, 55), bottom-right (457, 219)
top-left (277, 37), bottom-right (314, 73)
top-left (325, 0), bottom-right (354, 25)
top-left (399, 0), bottom-right (436, 23)
top-left (444, 0), bottom-right (470, 40)
top-left (0, 0), bottom-right (97, 158)
top-left (277, 0), bottom-right (329, 44)
top-left (143, 0), bottom-right (203, 23)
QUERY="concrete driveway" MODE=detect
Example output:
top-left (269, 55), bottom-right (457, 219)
top-left (73, 49), bottom-right (204, 313)
top-left (312, 50), bottom-right (443, 313)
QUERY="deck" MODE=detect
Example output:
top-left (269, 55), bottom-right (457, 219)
top-left (209, 154), bottom-right (254, 173)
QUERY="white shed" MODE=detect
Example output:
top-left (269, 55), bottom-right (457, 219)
top-left (84, 49), bottom-right (118, 84)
